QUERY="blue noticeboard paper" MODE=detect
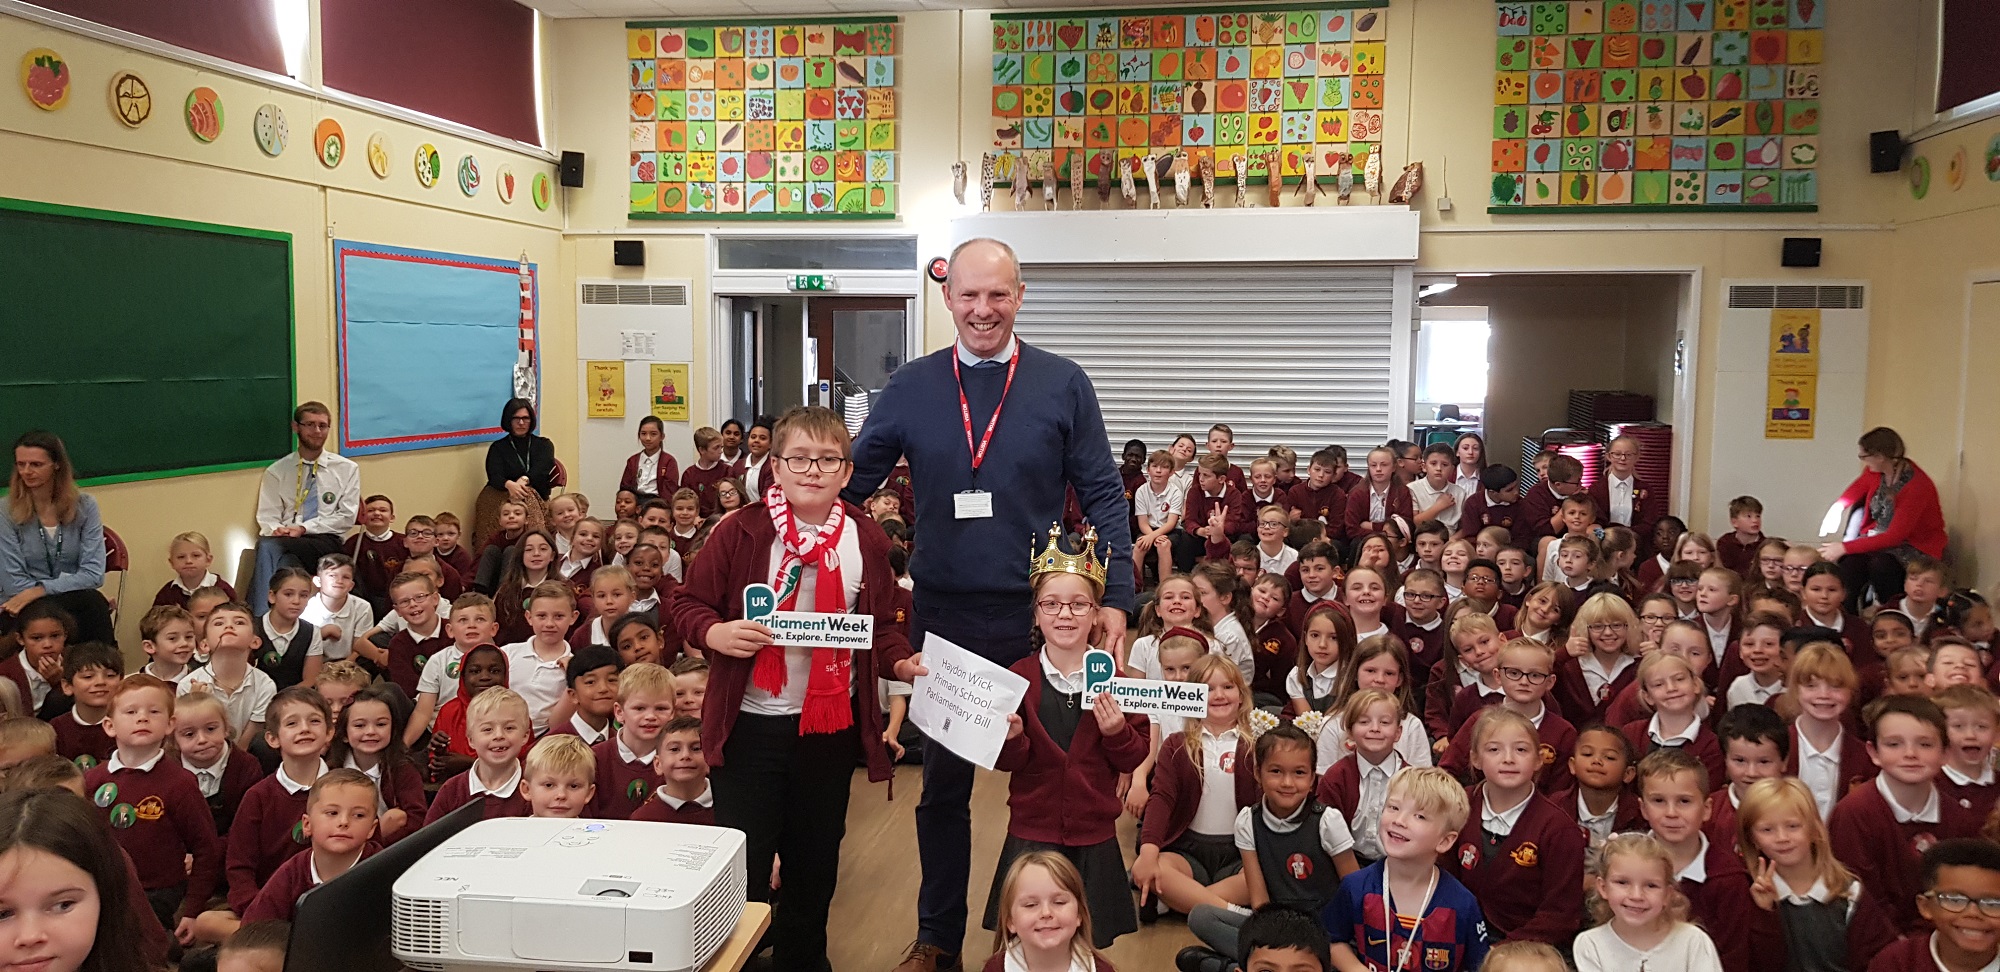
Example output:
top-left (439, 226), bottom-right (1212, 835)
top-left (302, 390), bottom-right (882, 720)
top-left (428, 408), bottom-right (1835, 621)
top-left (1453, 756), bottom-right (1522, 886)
top-left (334, 241), bottom-right (538, 456)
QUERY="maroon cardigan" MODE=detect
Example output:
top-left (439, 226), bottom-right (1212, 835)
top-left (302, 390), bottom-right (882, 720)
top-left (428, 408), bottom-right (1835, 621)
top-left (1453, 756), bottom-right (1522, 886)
top-left (1586, 474), bottom-right (1668, 550)
top-left (1834, 465), bottom-right (1947, 558)
top-left (621, 450), bottom-right (682, 498)
top-left (1343, 481), bottom-right (1414, 540)
top-left (667, 500), bottom-right (912, 787)
top-left (995, 655), bottom-right (1150, 846)
top-left (1139, 731), bottom-right (1258, 850)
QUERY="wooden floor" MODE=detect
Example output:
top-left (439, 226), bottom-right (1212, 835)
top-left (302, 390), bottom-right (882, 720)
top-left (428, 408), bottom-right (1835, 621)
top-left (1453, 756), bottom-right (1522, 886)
top-left (829, 765), bottom-right (1195, 972)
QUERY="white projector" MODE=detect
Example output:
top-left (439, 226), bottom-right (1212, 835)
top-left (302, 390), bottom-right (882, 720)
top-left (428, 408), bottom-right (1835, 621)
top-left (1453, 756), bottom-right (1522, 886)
top-left (392, 818), bottom-right (747, 972)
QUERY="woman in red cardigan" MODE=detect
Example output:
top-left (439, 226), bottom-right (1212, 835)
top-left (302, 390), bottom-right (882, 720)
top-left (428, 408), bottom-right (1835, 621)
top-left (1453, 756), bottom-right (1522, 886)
top-left (1818, 427), bottom-right (1947, 614)
top-left (665, 405), bottom-right (911, 972)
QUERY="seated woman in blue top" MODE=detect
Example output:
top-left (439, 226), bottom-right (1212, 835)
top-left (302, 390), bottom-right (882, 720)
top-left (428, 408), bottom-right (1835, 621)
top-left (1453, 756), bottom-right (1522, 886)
top-left (1, 431), bottom-right (113, 645)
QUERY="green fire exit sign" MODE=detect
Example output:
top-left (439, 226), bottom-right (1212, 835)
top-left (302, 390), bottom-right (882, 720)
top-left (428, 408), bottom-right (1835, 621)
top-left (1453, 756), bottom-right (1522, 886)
top-left (789, 274), bottom-right (832, 291)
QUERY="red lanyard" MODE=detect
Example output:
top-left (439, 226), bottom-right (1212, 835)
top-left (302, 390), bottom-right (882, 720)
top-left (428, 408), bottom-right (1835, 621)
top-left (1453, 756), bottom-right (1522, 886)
top-left (952, 345), bottom-right (1019, 476)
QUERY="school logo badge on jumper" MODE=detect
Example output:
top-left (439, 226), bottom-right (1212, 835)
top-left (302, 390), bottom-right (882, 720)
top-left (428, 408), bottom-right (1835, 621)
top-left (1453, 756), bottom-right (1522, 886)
top-left (135, 796), bottom-right (165, 822)
top-left (1458, 843), bottom-right (1480, 869)
top-left (1424, 946), bottom-right (1454, 971)
top-left (1914, 832), bottom-right (1938, 855)
top-left (1218, 750), bottom-right (1236, 773)
top-left (1286, 852), bottom-right (1313, 880)
top-left (1539, 744), bottom-right (1556, 766)
top-left (292, 820), bottom-right (309, 844)
top-left (92, 783), bottom-right (116, 808)
top-left (1510, 842), bottom-right (1539, 868)
top-left (73, 755), bottom-right (97, 769)
top-left (109, 803), bottom-right (136, 829)
top-left (628, 780), bottom-right (648, 803)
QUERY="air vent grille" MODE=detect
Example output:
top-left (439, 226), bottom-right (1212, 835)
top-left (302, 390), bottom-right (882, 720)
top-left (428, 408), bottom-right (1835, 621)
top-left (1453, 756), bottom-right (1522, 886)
top-left (582, 283), bottom-right (689, 306)
top-left (1726, 285), bottom-right (1865, 309)
top-left (391, 894), bottom-right (449, 966)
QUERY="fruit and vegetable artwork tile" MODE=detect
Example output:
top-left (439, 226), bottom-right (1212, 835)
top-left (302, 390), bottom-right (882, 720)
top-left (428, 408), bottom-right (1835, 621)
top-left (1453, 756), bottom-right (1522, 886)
top-left (625, 20), bottom-right (899, 218)
top-left (988, 5), bottom-right (1389, 187)
top-left (1490, 0), bottom-right (1822, 210)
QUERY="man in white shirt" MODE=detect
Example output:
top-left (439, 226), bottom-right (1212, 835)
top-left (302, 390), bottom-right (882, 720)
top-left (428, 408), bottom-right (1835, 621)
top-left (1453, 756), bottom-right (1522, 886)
top-left (251, 402), bottom-right (362, 617)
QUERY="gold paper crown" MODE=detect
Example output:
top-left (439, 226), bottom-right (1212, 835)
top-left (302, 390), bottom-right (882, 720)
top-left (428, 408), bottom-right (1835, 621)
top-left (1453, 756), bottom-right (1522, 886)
top-left (1029, 522), bottom-right (1107, 591)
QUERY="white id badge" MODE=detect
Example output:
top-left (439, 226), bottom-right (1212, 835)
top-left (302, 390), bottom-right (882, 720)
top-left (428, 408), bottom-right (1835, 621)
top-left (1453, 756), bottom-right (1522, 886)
top-left (953, 490), bottom-right (994, 519)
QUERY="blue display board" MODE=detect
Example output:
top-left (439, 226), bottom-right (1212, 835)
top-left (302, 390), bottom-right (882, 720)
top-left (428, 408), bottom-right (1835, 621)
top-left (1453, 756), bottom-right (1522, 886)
top-left (334, 241), bottom-right (539, 456)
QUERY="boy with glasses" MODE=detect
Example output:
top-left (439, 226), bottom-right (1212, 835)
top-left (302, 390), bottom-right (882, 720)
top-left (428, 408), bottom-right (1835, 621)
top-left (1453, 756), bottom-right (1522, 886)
top-left (1441, 638), bottom-right (1575, 794)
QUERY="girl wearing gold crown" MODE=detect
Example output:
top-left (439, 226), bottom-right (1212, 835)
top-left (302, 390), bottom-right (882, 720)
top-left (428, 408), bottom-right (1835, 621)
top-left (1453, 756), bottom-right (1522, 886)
top-left (978, 525), bottom-right (1148, 951)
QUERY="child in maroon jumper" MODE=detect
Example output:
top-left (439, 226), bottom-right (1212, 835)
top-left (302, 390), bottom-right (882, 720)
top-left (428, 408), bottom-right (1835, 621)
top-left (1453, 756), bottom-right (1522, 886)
top-left (1457, 465), bottom-right (1524, 543)
top-left (154, 530), bottom-right (236, 608)
top-left (1391, 568), bottom-right (1451, 680)
top-left (979, 542), bottom-right (1147, 947)
top-left (224, 685), bottom-right (330, 915)
top-left (1444, 707), bottom-right (1586, 946)
top-left (1799, 561), bottom-right (1874, 658)
top-left (1343, 447), bottom-right (1414, 541)
top-left (680, 427), bottom-right (732, 516)
top-left (1133, 655), bottom-right (1259, 917)
top-left (49, 641), bottom-right (121, 767)
top-left (1316, 690), bottom-right (1409, 864)
top-left (329, 685), bottom-right (424, 845)
top-left (1442, 638), bottom-right (1576, 795)
top-left (1705, 703), bottom-right (1786, 845)
top-left (983, 853), bottom-right (1119, 972)
top-left (1428, 613), bottom-right (1507, 748)
top-left (627, 716), bottom-right (713, 825)
top-left (0, 599), bottom-right (73, 721)
top-left (372, 571), bottom-right (450, 697)
top-left (1286, 448), bottom-right (1349, 535)
top-left (1830, 695), bottom-right (1984, 934)
top-left (620, 415), bottom-right (681, 502)
top-left (1636, 747), bottom-right (1770, 972)
top-left (1285, 540), bottom-right (1343, 640)
top-left (238, 769), bottom-right (377, 927)
top-left (1870, 839), bottom-right (2000, 972)
top-left (434, 511), bottom-right (476, 581)
top-left (545, 645), bottom-right (619, 745)
top-left (1784, 643), bottom-right (1874, 819)
top-left (342, 494), bottom-right (407, 615)
top-left (1553, 723), bottom-right (1642, 847)
top-left (1288, 603), bottom-right (1355, 717)
top-left (1248, 574), bottom-right (1299, 708)
top-left (1934, 684), bottom-right (2000, 822)
top-left (1180, 455), bottom-right (1253, 572)
top-left (173, 692), bottom-right (263, 838)
top-left (424, 686), bottom-right (532, 824)
top-left (83, 673), bottom-right (222, 942)
top-left (1622, 652), bottom-right (1724, 793)
top-left (665, 405), bottom-right (910, 972)
top-left (523, 733), bottom-right (597, 818)
top-left (665, 489), bottom-right (704, 561)
top-left (1554, 593), bottom-right (1641, 728)
top-left (587, 662), bottom-right (675, 820)
top-left (1714, 496), bottom-right (1764, 578)
top-left (139, 604), bottom-right (201, 687)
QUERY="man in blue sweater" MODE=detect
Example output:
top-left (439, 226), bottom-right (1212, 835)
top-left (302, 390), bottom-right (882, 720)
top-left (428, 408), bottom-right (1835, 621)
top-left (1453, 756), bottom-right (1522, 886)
top-left (849, 237), bottom-right (1134, 972)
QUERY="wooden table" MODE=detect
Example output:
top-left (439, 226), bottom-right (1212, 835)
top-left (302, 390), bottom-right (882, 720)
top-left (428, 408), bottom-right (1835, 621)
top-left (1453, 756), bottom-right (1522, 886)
top-left (706, 902), bottom-right (773, 972)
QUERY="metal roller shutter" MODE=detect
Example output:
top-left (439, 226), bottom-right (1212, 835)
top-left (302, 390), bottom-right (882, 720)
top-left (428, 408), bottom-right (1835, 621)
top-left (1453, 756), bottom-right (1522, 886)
top-left (1013, 263), bottom-right (1397, 468)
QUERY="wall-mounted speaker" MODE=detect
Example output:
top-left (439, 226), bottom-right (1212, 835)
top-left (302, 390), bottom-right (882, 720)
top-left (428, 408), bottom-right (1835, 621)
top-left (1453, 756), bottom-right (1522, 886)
top-left (1869, 131), bottom-right (1904, 174)
top-left (614, 240), bottom-right (645, 267)
top-left (1782, 237), bottom-right (1822, 268)
top-left (560, 151), bottom-right (586, 187)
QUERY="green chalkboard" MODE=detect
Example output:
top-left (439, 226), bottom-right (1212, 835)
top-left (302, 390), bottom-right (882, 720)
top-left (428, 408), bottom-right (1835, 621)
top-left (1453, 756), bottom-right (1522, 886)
top-left (0, 198), bottom-right (296, 485)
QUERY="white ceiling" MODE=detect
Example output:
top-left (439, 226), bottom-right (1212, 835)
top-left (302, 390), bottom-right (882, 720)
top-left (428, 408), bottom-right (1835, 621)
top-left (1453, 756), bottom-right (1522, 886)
top-left (522, 0), bottom-right (1187, 18)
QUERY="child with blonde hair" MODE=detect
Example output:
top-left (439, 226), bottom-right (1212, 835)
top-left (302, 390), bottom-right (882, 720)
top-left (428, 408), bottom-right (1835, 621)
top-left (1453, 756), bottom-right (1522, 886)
top-left (1482, 942), bottom-right (1570, 972)
top-left (1737, 777), bottom-right (1899, 970)
top-left (984, 851), bottom-right (1112, 972)
top-left (1556, 593), bottom-right (1641, 727)
top-left (1573, 832), bottom-right (1721, 972)
top-left (1318, 635), bottom-right (1431, 772)
top-left (155, 530), bottom-right (236, 607)
top-left (1133, 655), bottom-right (1257, 917)
top-left (523, 733), bottom-right (597, 818)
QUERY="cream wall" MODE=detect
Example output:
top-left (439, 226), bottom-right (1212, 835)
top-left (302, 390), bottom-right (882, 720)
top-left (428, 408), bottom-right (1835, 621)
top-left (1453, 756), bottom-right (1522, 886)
top-left (1871, 111), bottom-right (2000, 586)
top-left (555, 0), bottom-right (1934, 538)
top-left (0, 14), bottom-right (571, 649)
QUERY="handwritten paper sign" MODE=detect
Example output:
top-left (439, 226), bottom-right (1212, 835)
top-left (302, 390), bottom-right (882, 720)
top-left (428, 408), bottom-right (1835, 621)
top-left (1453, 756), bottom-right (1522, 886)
top-left (742, 584), bottom-right (874, 650)
top-left (910, 633), bottom-right (1029, 769)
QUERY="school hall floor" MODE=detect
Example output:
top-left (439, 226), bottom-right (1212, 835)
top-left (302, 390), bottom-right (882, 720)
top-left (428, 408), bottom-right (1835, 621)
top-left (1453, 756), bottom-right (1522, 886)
top-left (831, 765), bottom-right (1188, 972)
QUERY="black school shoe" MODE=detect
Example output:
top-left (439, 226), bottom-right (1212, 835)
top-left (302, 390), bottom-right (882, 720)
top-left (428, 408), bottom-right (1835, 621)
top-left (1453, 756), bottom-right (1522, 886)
top-left (1177, 946), bottom-right (1238, 972)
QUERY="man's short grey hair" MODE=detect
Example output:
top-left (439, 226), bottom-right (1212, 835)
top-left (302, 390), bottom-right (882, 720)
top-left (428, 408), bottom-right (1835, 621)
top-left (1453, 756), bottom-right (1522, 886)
top-left (945, 237), bottom-right (1022, 290)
